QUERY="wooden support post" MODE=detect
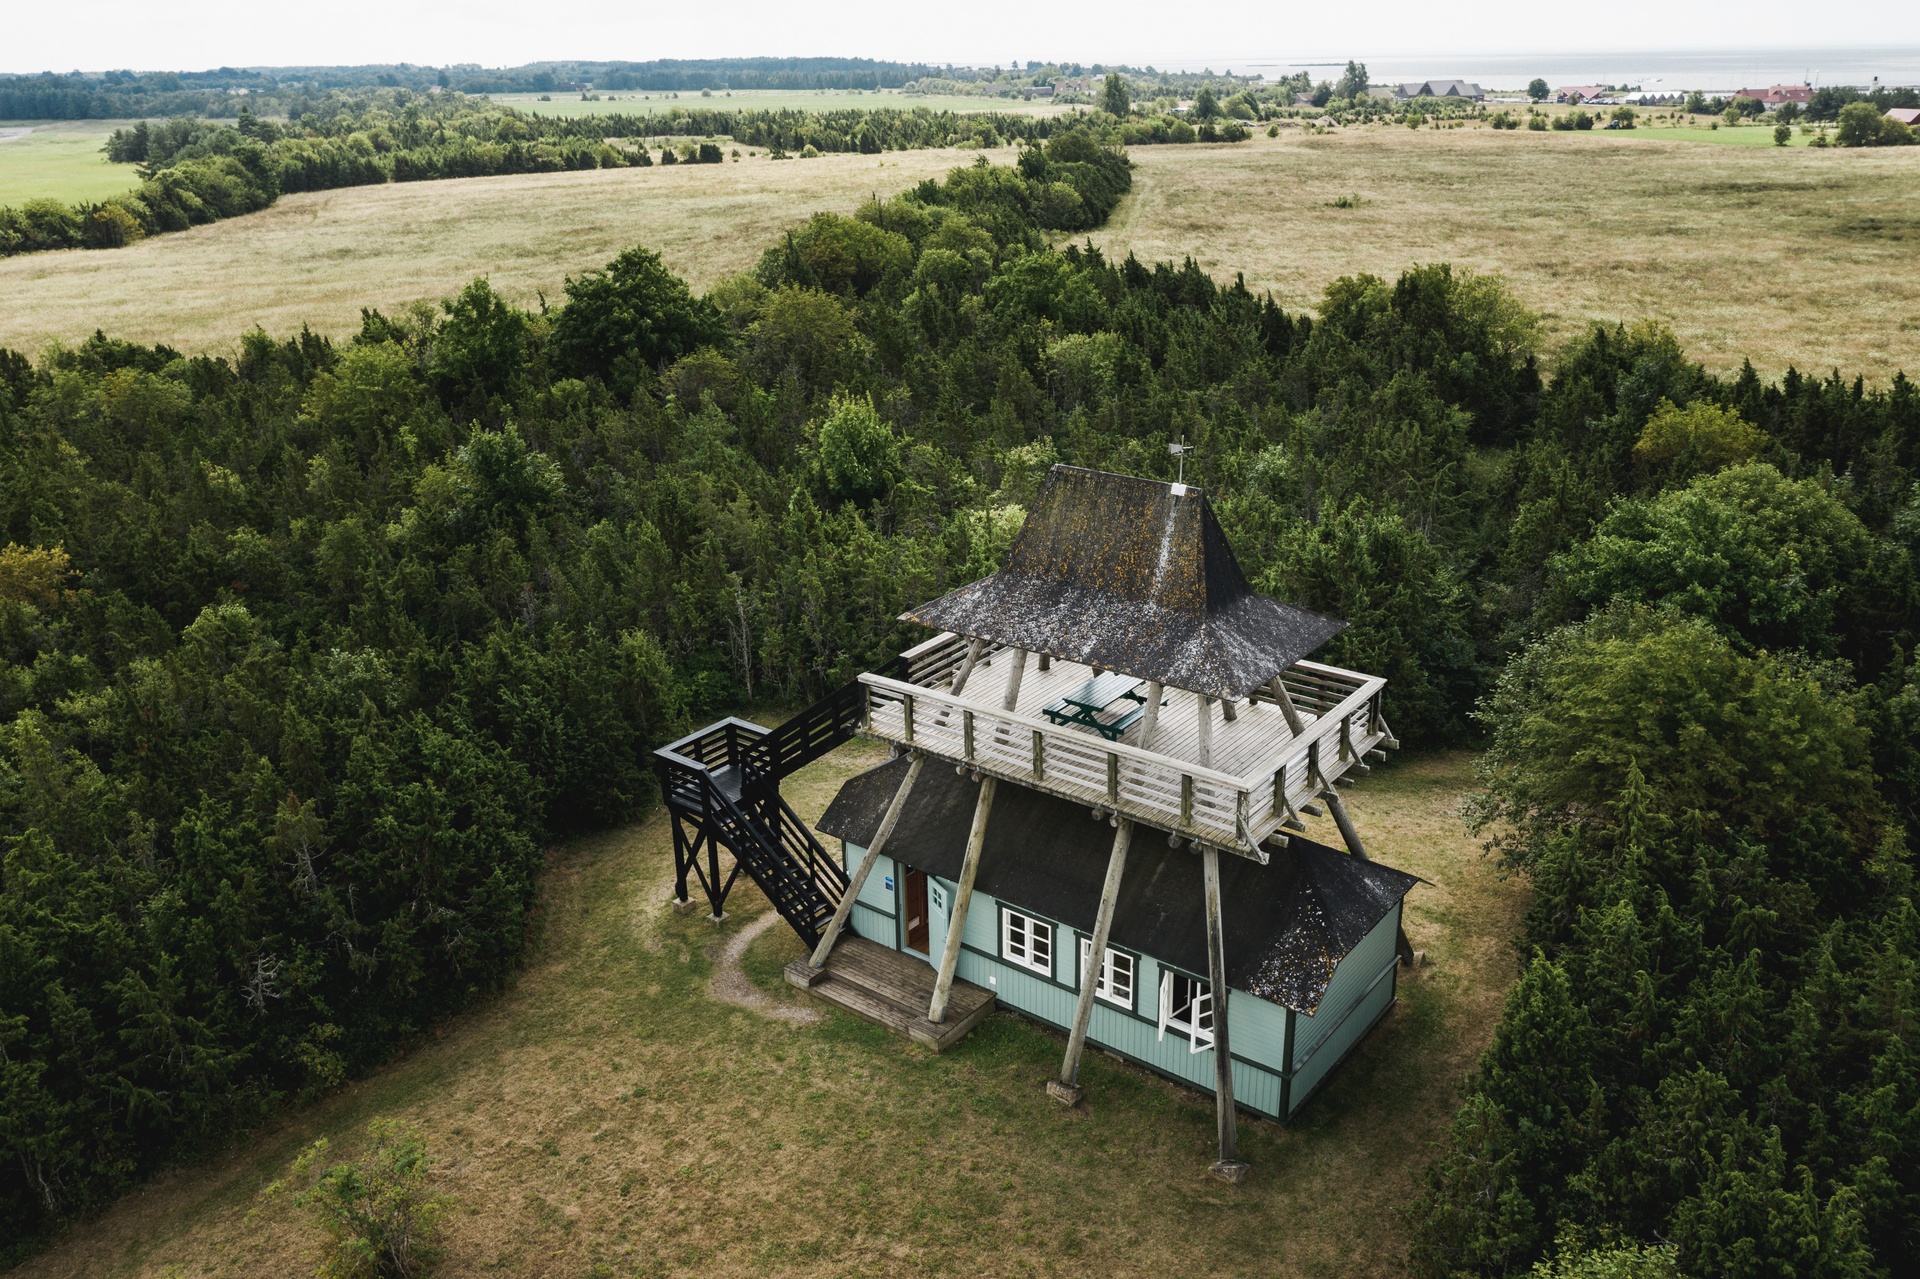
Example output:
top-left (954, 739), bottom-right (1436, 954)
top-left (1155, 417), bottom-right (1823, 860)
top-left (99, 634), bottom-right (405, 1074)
top-left (1203, 845), bottom-right (1248, 1183)
top-left (1196, 695), bottom-right (1214, 769)
top-left (1136, 679), bottom-right (1164, 748)
top-left (1051, 819), bottom-right (1133, 1105)
top-left (1221, 698), bottom-right (1238, 724)
top-left (928, 776), bottom-right (997, 1024)
top-left (949, 637), bottom-right (985, 696)
top-left (1000, 647), bottom-right (1028, 712)
top-left (808, 754), bottom-right (924, 970)
top-left (1038, 653), bottom-right (1051, 672)
top-left (1324, 788), bottom-right (1415, 965)
top-left (1270, 674), bottom-right (1306, 737)
top-left (1324, 788), bottom-right (1368, 861)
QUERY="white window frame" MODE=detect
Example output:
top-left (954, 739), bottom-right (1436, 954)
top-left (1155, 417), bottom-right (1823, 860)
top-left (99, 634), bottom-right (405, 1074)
top-left (1077, 936), bottom-right (1135, 1010)
top-left (1157, 970), bottom-right (1214, 1053)
top-left (1000, 909), bottom-right (1054, 976)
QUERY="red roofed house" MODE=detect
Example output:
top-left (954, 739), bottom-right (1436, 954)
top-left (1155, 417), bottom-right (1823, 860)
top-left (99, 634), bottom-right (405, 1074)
top-left (1735, 85), bottom-right (1813, 109)
top-left (1887, 107), bottom-right (1920, 127)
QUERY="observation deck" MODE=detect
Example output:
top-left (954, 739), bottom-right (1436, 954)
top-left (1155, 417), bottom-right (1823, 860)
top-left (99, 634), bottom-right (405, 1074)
top-left (859, 631), bottom-right (1391, 860)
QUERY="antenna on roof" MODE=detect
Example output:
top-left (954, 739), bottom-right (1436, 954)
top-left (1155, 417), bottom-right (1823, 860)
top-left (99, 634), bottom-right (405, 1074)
top-left (1169, 432), bottom-right (1194, 485)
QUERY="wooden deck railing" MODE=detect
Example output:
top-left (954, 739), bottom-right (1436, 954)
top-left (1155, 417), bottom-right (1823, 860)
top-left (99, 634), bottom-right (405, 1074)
top-left (859, 635), bottom-right (1390, 859)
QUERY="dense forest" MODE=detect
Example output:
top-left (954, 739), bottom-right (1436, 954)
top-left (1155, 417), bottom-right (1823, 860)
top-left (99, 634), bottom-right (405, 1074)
top-left (2, 132), bottom-right (1916, 1273)
top-left (0, 90), bottom-right (1211, 259)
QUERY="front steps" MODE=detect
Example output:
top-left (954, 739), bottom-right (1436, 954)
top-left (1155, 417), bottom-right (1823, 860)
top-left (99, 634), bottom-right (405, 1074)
top-left (786, 935), bottom-right (995, 1052)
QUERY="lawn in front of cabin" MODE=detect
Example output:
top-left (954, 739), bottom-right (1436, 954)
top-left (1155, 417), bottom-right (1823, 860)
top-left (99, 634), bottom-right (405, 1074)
top-left (16, 742), bottom-right (1521, 1279)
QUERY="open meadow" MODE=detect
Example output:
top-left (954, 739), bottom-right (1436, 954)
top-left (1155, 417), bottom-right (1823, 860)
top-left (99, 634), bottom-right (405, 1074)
top-left (0, 119), bottom-right (142, 205)
top-left (1088, 127), bottom-right (1920, 381)
top-left (0, 146), bottom-right (979, 355)
top-left (489, 88), bottom-right (1075, 117)
top-left (1, 126), bottom-right (1914, 379)
top-left (14, 744), bottom-right (1520, 1279)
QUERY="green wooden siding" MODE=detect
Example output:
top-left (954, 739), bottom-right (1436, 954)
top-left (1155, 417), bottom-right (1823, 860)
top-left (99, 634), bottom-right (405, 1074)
top-left (1287, 902), bottom-right (1401, 1111)
top-left (841, 844), bottom-right (898, 948)
top-left (836, 843), bottom-right (1398, 1123)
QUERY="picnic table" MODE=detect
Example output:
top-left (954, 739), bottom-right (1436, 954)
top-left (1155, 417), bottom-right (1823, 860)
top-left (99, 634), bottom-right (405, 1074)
top-left (1041, 671), bottom-right (1158, 741)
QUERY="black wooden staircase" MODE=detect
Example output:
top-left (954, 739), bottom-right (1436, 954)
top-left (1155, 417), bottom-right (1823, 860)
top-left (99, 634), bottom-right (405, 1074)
top-left (653, 659), bottom-right (902, 946)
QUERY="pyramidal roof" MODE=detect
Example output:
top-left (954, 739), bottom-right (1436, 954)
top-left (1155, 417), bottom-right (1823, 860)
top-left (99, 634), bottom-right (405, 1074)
top-left (902, 465), bottom-right (1346, 699)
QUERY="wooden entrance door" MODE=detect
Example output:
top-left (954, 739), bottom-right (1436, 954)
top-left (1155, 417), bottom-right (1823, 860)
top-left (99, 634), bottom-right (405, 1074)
top-left (903, 868), bottom-right (930, 954)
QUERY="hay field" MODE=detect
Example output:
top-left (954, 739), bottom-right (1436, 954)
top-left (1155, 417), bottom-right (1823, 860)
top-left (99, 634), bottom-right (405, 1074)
top-left (491, 89), bottom-right (1073, 117)
top-left (0, 120), bottom-right (141, 205)
top-left (3, 128), bottom-right (1913, 379)
top-left (0, 147), bottom-right (980, 356)
top-left (1087, 129), bottom-right (1920, 381)
top-left (16, 747), bottom-right (1521, 1279)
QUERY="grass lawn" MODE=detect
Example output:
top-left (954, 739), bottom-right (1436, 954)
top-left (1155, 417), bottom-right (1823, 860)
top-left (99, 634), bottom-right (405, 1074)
top-left (1087, 129), bottom-right (1920, 383)
top-left (15, 743), bottom-right (1522, 1279)
top-left (0, 120), bottom-right (143, 205)
top-left (488, 89), bottom-right (1074, 118)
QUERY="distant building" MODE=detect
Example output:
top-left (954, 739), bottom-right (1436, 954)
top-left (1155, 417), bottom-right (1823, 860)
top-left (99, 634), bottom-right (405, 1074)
top-left (1022, 84), bottom-right (1055, 100)
top-left (1557, 85), bottom-right (1610, 103)
top-left (1888, 107), bottom-right (1920, 126)
top-left (1734, 85), bottom-right (1813, 110)
top-left (1385, 79), bottom-right (1484, 101)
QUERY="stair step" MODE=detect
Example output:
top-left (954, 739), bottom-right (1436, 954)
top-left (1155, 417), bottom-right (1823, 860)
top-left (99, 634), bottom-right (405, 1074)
top-left (784, 936), bottom-right (995, 1053)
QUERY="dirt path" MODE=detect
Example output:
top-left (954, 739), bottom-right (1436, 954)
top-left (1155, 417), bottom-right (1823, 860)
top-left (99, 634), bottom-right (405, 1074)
top-left (707, 910), bottom-right (820, 1024)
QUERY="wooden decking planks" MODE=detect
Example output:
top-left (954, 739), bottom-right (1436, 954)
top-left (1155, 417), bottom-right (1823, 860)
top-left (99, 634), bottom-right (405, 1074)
top-left (965, 655), bottom-right (1310, 779)
top-left (785, 935), bottom-right (996, 1052)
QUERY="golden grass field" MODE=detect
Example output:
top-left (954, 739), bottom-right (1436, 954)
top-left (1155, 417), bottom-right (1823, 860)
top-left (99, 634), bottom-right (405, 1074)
top-left (0, 147), bottom-right (976, 356)
top-left (16, 745), bottom-right (1522, 1279)
top-left (1, 126), bottom-right (1913, 378)
top-left (1088, 128), bottom-right (1920, 382)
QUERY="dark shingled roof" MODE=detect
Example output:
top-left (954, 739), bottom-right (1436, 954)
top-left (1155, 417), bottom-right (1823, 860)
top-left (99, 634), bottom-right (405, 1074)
top-left (818, 757), bottom-right (1420, 1015)
top-left (901, 465), bottom-right (1347, 700)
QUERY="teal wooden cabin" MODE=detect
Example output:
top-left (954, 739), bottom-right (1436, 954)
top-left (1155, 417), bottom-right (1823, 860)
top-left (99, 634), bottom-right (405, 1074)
top-left (815, 755), bottom-right (1415, 1122)
top-left (656, 464), bottom-right (1418, 1179)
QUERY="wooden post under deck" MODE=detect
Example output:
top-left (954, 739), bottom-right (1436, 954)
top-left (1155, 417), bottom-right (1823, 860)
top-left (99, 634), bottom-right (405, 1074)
top-left (1203, 844), bottom-right (1249, 1183)
top-left (1325, 787), bottom-right (1416, 966)
top-left (928, 775), bottom-right (997, 1023)
top-left (1196, 695), bottom-right (1214, 769)
top-left (1323, 788), bottom-right (1368, 861)
top-left (807, 753), bottom-right (924, 971)
top-left (1050, 819), bottom-right (1134, 1105)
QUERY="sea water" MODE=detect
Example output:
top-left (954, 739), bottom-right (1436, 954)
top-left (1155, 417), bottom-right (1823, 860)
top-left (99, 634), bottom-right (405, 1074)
top-left (1173, 48), bottom-right (1920, 93)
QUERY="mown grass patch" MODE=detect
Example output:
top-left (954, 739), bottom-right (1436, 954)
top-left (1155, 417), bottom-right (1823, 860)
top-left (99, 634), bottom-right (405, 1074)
top-left (0, 120), bottom-right (143, 205)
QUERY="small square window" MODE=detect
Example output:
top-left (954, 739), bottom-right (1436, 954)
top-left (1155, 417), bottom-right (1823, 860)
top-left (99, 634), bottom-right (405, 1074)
top-left (1001, 910), bottom-right (1053, 976)
top-left (1078, 937), bottom-right (1135, 1009)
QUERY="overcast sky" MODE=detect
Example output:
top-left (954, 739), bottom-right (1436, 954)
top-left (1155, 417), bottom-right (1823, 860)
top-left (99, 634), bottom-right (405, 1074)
top-left (7, 0), bottom-right (1919, 75)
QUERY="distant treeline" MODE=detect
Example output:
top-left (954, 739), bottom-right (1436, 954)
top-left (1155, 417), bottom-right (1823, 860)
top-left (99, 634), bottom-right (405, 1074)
top-left (0, 91), bottom-right (1219, 259)
top-left (0, 58), bottom-right (1266, 120)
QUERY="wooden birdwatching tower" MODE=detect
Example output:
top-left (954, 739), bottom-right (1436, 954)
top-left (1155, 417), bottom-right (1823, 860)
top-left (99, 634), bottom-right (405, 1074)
top-left (656, 465), bottom-right (1413, 1181)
